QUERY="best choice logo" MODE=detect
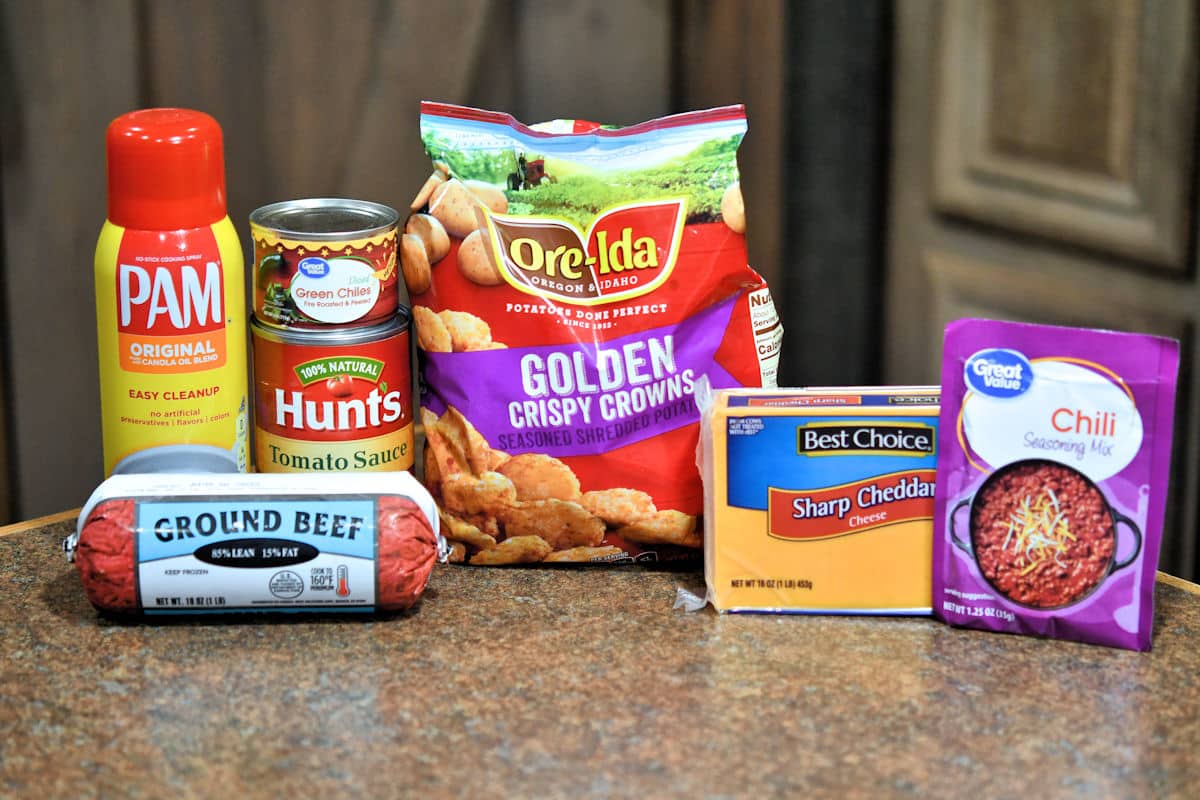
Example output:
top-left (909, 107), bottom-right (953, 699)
top-left (797, 423), bottom-right (935, 457)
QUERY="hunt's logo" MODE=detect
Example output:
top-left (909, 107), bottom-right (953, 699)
top-left (274, 356), bottom-right (403, 432)
top-left (482, 199), bottom-right (686, 306)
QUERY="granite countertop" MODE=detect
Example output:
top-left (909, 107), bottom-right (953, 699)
top-left (2, 514), bottom-right (1199, 798)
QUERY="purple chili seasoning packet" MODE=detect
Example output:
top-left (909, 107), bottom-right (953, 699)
top-left (933, 319), bottom-right (1179, 650)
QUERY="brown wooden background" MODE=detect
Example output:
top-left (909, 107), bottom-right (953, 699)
top-left (5, 0), bottom-right (1198, 578)
top-left (0, 0), bottom-right (797, 521)
top-left (887, 0), bottom-right (1200, 579)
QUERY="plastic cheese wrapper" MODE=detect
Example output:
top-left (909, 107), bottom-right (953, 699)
top-left (406, 102), bottom-right (782, 566)
top-left (932, 319), bottom-right (1179, 650)
top-left (691, 378), bottom-right (939, 614)
top-left (66, 472), bottom-right (444, 615)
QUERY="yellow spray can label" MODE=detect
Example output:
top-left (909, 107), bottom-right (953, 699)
top-left (95, 217), bottom-right (249, 475)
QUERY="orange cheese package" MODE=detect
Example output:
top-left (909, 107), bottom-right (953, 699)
top-left (698, 383), bottom-right (939, 613)
top-left (407, 103), bottom-right (782, 565)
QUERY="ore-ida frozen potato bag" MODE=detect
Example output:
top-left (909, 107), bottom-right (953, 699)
top-left (402, 102), bottom-right (782, 566)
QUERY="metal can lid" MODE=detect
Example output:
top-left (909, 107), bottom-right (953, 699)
top-left (111, 444), bottom-right (239, 475)
top-left (249, 198), bottom-right (399, 241)
top-left (250, 309), bottom-right (410, 346)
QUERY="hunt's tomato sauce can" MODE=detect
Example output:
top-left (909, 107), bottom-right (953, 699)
top-left (251, 312), bottom-right (414, 472)
top-left (249, 198), bottom-right (400, 329)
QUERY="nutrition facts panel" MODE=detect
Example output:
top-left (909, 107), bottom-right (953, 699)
top-left (749, 287), bottom-right (782, 387)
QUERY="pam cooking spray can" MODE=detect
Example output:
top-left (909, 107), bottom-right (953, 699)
top-left (94, 109), bottom-right (248, 475)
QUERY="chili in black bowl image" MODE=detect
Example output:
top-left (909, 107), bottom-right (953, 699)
top-left (950, 459), bottom-right (1141, 609)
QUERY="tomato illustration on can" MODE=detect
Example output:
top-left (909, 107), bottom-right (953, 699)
top-left (251, 313), bottom-right (414, 473)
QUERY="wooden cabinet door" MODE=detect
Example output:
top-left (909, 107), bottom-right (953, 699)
top-left (886, 0), bottom-right (1200, 577)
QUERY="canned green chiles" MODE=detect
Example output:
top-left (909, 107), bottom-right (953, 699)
top-left (250, 198), bottom-right (401, 329)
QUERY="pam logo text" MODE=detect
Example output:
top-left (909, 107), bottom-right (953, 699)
top-left (118, 261), bottom-right (224, 335)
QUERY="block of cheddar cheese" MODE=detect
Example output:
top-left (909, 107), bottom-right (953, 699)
top-left (699, 385), bottom-right (939, 614)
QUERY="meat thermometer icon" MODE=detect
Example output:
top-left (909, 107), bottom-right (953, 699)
top-left (336, 565), bottom-right (350, 597)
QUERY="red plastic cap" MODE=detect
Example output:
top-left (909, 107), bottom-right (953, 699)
top-left (106, 108), bottom-right (228, 229)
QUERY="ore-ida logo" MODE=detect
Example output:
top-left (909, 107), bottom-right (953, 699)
top-left (964, 348), bottom-right (1033, 398)
top-left (482, 199), bottom-right (686, 307)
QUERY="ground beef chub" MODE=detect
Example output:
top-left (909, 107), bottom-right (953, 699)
top-left (71, 474), bottom-right (441, 615)
top-left (377, 495), bottom-right (439, 610)
top-left (970, 460), bottom-right (1114, 608)
top-left (75, 499), bottom-right (139, 612)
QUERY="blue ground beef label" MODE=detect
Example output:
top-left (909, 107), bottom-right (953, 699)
top-left (136, 498), bottom-right (377, 612)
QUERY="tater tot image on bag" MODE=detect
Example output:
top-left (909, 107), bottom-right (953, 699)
top-left (616, 510), bottom-right (701, 549)
top-left (498, 453), bottom-right (581, 502)
top-left (428, 179), bottom-right (487, 239)
top-left (437, 310), bottom-right (492, 352)
top-left (581, 488), bottom-right (657, 526)
top-left (411, 102), bottom-right (782, 563)
top-left (498, 500), bottom-right (605, 551)
top-left (441, 471), bottom-right (517, 516)
top-left (469, 535), bottom-right (553, 565)
top-left (414, 305), bottom-right (451, 352)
